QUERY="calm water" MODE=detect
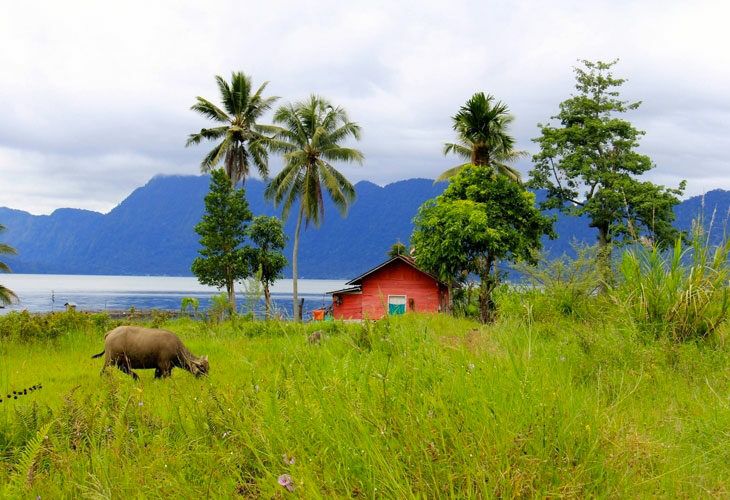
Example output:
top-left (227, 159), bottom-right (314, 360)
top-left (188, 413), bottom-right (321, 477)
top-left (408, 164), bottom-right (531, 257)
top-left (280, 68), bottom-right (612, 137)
top-left (0, 274), bottom-right (347, 319)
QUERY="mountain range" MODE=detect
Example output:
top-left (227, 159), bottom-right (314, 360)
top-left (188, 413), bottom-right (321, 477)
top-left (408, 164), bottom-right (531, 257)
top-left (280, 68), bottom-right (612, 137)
top-left (1, 175), bottom-right (728, 279)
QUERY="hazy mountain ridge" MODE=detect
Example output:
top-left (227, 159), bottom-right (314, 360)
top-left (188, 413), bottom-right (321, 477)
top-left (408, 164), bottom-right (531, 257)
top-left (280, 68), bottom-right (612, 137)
top-left (1, 175), bottom-right (726, 279)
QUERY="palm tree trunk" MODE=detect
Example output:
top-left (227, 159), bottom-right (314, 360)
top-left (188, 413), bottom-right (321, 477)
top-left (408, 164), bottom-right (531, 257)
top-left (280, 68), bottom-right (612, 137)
top-left (292, 201), bottom-right (305, 321)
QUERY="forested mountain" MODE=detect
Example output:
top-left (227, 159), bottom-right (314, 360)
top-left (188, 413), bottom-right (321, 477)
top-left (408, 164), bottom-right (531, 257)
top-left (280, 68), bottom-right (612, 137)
top-left (0, 175), bottom-right (725, 279)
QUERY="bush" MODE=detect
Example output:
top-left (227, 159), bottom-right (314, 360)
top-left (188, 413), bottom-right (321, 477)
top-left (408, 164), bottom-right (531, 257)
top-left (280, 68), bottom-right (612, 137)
top-left (511, 243), bottom-right (600, 319)
top-left (0, 310), bottom-right (106, 342)
top-left (613, 229), bottom-right (730, 341)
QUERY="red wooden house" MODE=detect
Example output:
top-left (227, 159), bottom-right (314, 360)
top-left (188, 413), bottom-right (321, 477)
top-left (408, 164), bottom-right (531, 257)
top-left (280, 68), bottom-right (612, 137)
top-left (327, 255), bottom-right (450, 320)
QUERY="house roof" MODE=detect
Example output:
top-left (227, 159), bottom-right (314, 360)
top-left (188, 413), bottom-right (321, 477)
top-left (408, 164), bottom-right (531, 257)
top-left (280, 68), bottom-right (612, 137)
top-left (344, 254), bottom-right (449, 287)
top-left (326, 286), bottom-right (362, 295)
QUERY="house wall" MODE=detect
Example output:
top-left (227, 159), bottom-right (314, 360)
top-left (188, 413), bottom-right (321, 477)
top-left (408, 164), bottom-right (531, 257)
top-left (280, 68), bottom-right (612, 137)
top-left (332, 292), bottom-right (362, 319)
top-left (360, 259), bottom-right (446, 319)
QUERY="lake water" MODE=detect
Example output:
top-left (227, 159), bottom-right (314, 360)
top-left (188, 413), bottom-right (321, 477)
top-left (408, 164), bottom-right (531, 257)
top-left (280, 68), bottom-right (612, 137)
top-left (0, 274), bottom-right (348, 319)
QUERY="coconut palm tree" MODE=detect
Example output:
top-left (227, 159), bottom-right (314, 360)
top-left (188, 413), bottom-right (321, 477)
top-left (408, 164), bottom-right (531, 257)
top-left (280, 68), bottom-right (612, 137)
top-left (0, 224), bottom-right (18, 306)
top-left (436, 92), bottom-right (526, 183)
top-left (264, 95), bottom-right (364, 320)
top-left (186, 72), bottom-right (279, 184)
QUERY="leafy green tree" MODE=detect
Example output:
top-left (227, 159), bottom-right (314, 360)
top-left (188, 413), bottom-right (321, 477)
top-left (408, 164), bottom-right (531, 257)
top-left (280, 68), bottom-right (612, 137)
top-left (413, 165), bottom-right (555, 322)
top-left (0, 224), bottom-right (18, 306)
top-left (436, 92), bottom-right (526, 183)
top-left (264, 95), bottom-right (364, 320)
top-left (249, 215), bottom-right (288, 319)
top-left (186, 72), bottom-right (278, 184)
top-left (192, 169), bottom-right (253, 312)
top-left (529, 60), bottom-right (685, 288)
top-left (387, 241), bottom-right (408, 258)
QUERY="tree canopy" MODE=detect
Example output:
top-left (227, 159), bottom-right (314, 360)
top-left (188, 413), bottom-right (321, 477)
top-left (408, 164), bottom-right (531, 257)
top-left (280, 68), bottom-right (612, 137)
top-left (528, 59), bottom-right (685, 285)
top-left (191, 169), bottom-right (254, 312)
top-left (249, 215), bottom-right (288, 319)
top-left (437, 92), bottom-right (526, 183)
top-left (413, 165), bottom-right (555, 322)
top-left (186, 72), bottom-right (278, 184)
top-left (264, 94), bottom-right (363, 319)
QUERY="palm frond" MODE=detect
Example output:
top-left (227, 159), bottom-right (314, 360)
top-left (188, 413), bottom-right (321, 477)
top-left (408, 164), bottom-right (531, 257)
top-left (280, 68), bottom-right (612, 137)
top-left (200, 138), bottom-right (229, 172)
top-left (0, 244), bottom-right (18, 256)
top-left (326, 121), bottom-right (362, 144)
top-left (435, 164), bottom-right (470, 183)
top-left (443, 142), bottom-right (471, 159)
top-left (190, 97), bottom-right (230, 123)
top-left (320, 146), bottom-right (364, 164)
top-left (0, 285), bottom-right (18, 306)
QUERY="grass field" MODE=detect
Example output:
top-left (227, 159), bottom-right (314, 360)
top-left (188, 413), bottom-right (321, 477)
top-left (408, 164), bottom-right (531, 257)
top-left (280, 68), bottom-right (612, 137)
top-left (1, 305), bottom-right (730, 498)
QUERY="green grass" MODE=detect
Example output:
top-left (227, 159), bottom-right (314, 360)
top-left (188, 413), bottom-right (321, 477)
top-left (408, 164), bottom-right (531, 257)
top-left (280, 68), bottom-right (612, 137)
top-left (1, 311), bottom-right (730, 498)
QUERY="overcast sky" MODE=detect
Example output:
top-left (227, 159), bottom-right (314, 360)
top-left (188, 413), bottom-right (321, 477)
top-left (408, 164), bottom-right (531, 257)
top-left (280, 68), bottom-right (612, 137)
top-left (1, 0), bottom-right (728, 215)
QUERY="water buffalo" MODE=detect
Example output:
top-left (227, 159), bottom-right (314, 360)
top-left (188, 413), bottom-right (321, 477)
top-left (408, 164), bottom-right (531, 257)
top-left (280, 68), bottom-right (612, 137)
top-left (91, 326), bottom-right (209, 380)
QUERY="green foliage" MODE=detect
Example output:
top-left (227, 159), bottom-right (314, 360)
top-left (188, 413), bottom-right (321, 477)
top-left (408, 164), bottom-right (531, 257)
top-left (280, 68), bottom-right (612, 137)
top-left (240, 266), bottom-right (264, 316)
top-left (180, 297), bottom-right (200, 316)
top-left (613, 229), bottom-right (730, 341)
top-left (512, 243), bottom-right (601, 319)
top-left (386, 241), bottom-right (407, 258)
top-left (0, 309), bottom-right (112, 342)
top-left (191, 169), bottom-right (254, 311)
top-left (438, 92), bottom-right (525, 182)
top-left (208, 292), bottom-right (233, 323)
top-left (248, 215), bottom-right (288, 318)
top-left (413, 164), bottom-right (555, 322)
top-left (529, 60), bottom-right (685, 284)
top-left (3, 313), bottom-right (730, 497)
top-left (4, 420), bottom-right (54, 495)
top-left (264, 95), bottom-right (363, 320)
top-left (0, 223), bottom-right (18, 306)
top-left (185, 71), bottom-right (278, 183)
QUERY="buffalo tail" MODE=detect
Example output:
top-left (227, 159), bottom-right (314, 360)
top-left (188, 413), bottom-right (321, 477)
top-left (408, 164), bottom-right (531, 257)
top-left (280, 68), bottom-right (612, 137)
top-left (91, 350), bottom-right (105, 359)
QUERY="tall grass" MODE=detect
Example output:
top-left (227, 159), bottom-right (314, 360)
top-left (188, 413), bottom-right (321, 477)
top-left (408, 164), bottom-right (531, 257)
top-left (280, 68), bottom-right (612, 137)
top-left (614, 230), bottom-right (730, 341)
top-left (2, 310), bottom-right (730, 497)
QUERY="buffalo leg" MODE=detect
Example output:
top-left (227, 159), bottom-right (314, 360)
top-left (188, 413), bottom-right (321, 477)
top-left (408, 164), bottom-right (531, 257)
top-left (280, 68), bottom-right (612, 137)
top-left (154, 368), bottom-right (163, 379)
top-left (117, 357), bottom-right (140, 381)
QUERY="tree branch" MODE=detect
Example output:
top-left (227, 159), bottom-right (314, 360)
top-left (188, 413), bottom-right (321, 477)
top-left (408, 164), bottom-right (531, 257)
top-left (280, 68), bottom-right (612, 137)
top-left (549, 157), bottom-right (584, 206)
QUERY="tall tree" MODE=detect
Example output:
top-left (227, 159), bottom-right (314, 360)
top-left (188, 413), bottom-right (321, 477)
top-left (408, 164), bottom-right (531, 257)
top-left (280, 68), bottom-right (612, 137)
top-left (264, 95), bottom-right (364, 320)
top-left (192, 169), bottom-right (253, 312)
top-left (186, 72), bottom-right (278, 184)
top-left (413, 165), bottom-right (555, 323)
top-left (436, 92), bottom-right (526, 183)
top-left (529, 60), bottom-right (685, 288)
top-left (0, 224), bottom-right (18, 306)
top-left (248, 215), bottom-right (288, 319)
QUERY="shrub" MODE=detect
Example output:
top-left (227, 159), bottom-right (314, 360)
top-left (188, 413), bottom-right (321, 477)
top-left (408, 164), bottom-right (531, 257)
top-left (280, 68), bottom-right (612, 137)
top-left (511, 243), bottom-right (600, 319)
top-left (613, 229), bottom-right (730, 341)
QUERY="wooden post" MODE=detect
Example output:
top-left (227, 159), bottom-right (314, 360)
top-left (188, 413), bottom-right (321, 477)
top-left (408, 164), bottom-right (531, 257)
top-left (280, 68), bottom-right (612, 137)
top-left (298, 298), bottom-right (304, 321)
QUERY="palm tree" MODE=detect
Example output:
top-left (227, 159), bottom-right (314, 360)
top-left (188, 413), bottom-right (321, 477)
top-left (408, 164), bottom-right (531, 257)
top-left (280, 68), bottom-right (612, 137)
top-left (0, 224), bottom-right (18, 306)
top-left (264, 95), bottom-right (364, 320)
top-left (186, 72), bottom-right (279, 184)
top-left (436, 92), bottom-right (526, 183)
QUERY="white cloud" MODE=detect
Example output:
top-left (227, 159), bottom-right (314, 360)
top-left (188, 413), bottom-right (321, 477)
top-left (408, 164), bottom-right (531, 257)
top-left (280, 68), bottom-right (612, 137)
top-left (0, 0), bottom-right (728, 213)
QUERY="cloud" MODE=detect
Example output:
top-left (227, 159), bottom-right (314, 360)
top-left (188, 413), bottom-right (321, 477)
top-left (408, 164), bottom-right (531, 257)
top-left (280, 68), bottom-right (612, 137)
top-left (0, 0), bottom-right (728, 213)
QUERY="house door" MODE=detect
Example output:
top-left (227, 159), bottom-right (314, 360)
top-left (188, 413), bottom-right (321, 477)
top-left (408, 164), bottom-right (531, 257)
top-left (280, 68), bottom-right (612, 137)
top-left (388, 295), bottom-right (406, 315)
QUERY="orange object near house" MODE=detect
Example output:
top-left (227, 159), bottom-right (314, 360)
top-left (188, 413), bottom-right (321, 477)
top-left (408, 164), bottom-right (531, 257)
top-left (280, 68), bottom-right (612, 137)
top-left (327, 255), bottom-right (451, 320)
top-left (312, 309), bottom-right (325, 321)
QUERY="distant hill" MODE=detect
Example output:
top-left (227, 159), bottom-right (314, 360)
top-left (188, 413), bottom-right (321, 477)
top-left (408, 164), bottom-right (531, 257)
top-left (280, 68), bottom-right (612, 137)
top-left (0, 175), bottom-right (726, 279)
